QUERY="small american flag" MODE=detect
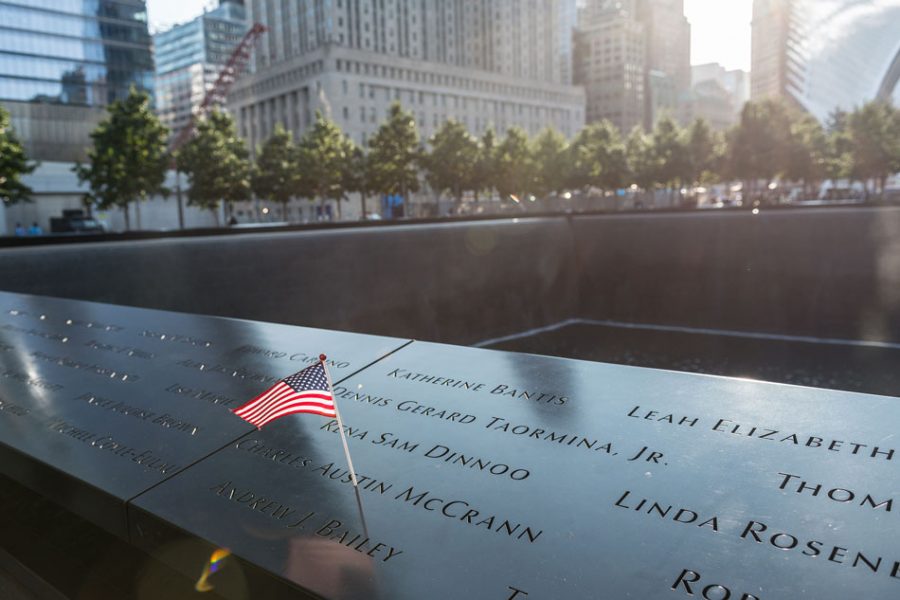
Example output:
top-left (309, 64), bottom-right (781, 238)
top-left (232, 361), bottom-right (335, 429)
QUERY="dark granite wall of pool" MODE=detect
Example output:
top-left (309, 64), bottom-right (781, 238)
top-left (570, 207), bottom-right (900, 343)
top-left (1, 207), bottom-right (899, 345)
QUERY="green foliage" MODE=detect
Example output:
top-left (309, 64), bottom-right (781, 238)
top-left (567, 120), bottom-right (628, 191)
top-left (785, 113), bottom-right (828, 187)
top-left (626, 126), bottom-right (655, 191)
top-left (726, 99), bottom-right (795, 184)
top-left (343, 141), bottom-right (370, 217)
top-left (74, 88), bottom-right (169, 228)
top-left (421, 120), bottom-right (479, 201)
top-left (177, 110), bottom-right (251, 219)
top-left (683, 118), bottom-right (719, 186)
top-left (0, 104), bottom-right (36, 205)
top-left (649, 115), bottom-right (688, 188)
top-left (471, 128), bottom-right (498, 199)
top-left (494, 127), bottom-right (533, 200)
top-left (343, 139), bottom-right (368, 197)
top-left (335, 135), bottom-right (364, 219)
top-left (252, 124), bottom-right (296, 217)
top-left (824, 110), bottom-right (855, 182)
top-left (530, 128), bottom-right (570, 197)
top-left (297, 112), bottom-right (354, 202)
top-left (848, 101), bottom-right (900, 194)
top-left (368, 102), bottom-right (421, 197)
top-left (211, 98), bottom-right (900, 220)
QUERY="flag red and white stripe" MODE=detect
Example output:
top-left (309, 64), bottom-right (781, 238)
top-left (232, 361), bottom-right (335, 429)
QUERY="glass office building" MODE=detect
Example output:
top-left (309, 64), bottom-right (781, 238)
top-left (0, 0), bottom-right (154, 161)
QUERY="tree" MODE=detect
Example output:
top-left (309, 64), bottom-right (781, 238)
top-left (296, 112), bottom-right (353, 220)
top-left (421, 119), bottom-right (478, 207)
top-left (252, 124), bottom-right (296, 220)
top-left (649, 115), bottom-right (688, 200)
top-left (626, 126), bottom-right (656, 202)
top-left (368, 102), bottom-right (421, 210)
top-left (471, 128), bottom-right (498, 202)
top-left (176, 110), bottom-right (251, 224)
top-left (848, 101), bottom-right (900, 197)
top-left (0, 104), bottom-right (36, 206)
top-left (683, 118), bottom-right (718, 186)
top-left (567, 120), bottom-right (628, 193)
top-left (74, 88), bottom-right (169, 229)
top-left (726, 100), bottom-right (795, 200)
top-left (785, 113), bottom-right (828, 197)
top-left (824, 109), bottom-right (855, 183)
top-left (494, 127), bottom-right (533, 202)
top-left (531, 127), bottom-right (570, 198)
top-left (344, 141), bottom-right (370, 219)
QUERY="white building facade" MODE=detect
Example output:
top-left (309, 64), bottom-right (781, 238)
top-left (230, 0), bottom-right (585, 154)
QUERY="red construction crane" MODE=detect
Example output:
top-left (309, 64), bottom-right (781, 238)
top-left (170, 22), bottom-right (267, 153)
top-left (170, 22), bottom-right (267, 228)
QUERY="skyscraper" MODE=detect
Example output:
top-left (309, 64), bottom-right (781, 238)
top-left (559, 0), bottom-right (579, 85)
top-left (574, 3), bottom-right (647, 134)
top-left (686, 63), bottom-right (750, 129)
top-left (751, 0), bottom-right (900, 122)
top-left (0, 0), bottom-right (154, 162)
top-left (153, 0), bottom-right (248, 138)
top-left (750, 0), bottom-right (793, 102)
top-left (644, 0), bottom-right (691, 86)
top-left (575, 0), bottom-right (691, 133)
top-left (229, 0), bottom-right (585, 154)
top-left (642, 0), bottom-right (691, 125)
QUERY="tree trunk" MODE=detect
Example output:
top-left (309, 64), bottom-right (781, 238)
top-left (122, 205), bottom-right (130, 231)
top-left (360, 191), bottom-right (367, 220)
top-left (401, 181), bottom-right (408, 219)
top-left (335, 197), bottom-right (343, 221)
top-left (212, 208), bottom-right (220, 227)
top-left (282, 200), bottom-right (289, 222)
top-left (135, 199), bottom-right (142, 231)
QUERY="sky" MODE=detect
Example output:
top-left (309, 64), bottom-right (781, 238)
top-left (684, 0), bottom-right (753, 71)
top-left (146, 0), bottom-right (753, 72)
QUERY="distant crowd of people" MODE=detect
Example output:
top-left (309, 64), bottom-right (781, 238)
top-left (14, 222), bottom-right (42, 236)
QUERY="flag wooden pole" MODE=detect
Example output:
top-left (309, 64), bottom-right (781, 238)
top-left (320, 354), bottom-right (359, 488)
